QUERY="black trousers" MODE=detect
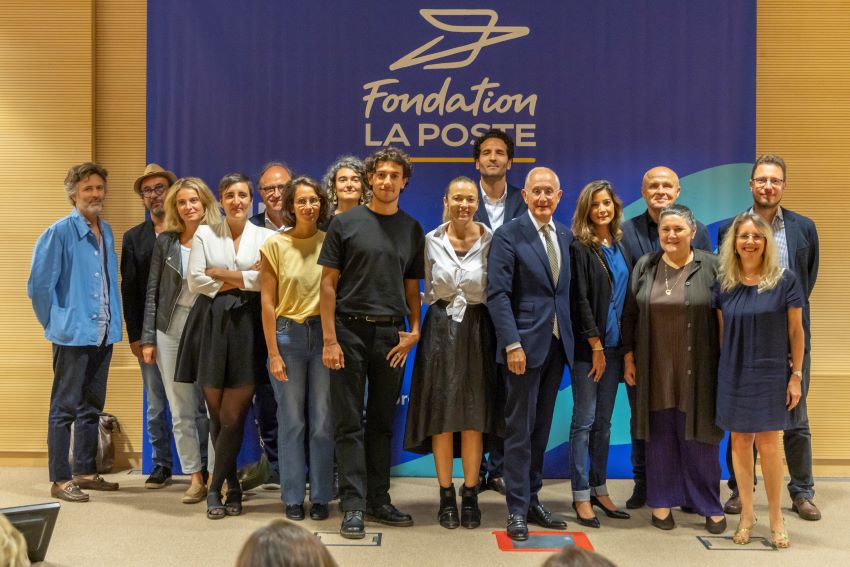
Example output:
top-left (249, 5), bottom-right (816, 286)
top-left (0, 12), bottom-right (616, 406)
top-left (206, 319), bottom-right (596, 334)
top-left (503, 336), bottom-right (566, 516)
top-left (253, 376), bottom-right (279, 474)
top-left (480, 364), bottom-right (506, 479)
top-left (330, 317), bottom-right (405, 511)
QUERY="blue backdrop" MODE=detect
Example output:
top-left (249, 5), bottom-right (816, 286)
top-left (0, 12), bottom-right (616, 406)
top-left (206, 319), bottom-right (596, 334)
top-left (143, 0), bottom-right (756, 478)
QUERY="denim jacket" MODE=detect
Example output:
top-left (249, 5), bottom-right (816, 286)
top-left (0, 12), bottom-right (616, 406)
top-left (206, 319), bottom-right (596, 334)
top-left (28, 209), bottom-right (123, 346)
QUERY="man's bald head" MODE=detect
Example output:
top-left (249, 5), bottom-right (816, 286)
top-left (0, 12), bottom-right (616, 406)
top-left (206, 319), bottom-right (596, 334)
top-left (641, 166), bottom-right (681, 221)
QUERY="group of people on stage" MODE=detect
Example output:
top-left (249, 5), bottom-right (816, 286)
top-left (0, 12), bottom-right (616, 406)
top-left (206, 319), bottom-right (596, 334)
top-left (29, 128), bottom-right (820, 550)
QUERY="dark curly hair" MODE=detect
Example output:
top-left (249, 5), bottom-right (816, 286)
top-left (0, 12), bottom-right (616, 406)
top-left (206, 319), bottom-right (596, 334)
top-left (472, 128), bottom-right (515, 161)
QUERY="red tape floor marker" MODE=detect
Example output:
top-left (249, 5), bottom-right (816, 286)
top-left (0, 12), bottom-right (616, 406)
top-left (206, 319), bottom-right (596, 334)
top-left (492, 531), bottom-right (594, 552)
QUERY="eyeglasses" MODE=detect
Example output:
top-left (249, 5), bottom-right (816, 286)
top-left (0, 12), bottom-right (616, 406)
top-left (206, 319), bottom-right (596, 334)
top-left (141, 184), bottom-right (167, 197)
top-left (737, 233), bottom-right (765, 242)
top-left (295, 197), bottom-right (321, 209)
top-left (260, 184), bottom-right (287, 195)
top-left (751, 177), bottom-right (784, 187)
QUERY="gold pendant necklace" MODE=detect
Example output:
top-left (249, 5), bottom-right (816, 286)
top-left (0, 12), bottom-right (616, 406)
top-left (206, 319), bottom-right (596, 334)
top-left (664, 263), bottom-right (687, 296)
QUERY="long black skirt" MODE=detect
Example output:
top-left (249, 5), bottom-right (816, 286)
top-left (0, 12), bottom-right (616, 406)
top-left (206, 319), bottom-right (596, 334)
top-left (403, 301), bottom-right (503, 455)
top-left (174, 289), bottom-right (267, 388)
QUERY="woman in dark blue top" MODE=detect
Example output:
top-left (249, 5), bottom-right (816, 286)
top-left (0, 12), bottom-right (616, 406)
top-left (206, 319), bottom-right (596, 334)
top-left (714, 212), bottom-right (804, 549)
top-left (568, 180), bottom-right (631, 528)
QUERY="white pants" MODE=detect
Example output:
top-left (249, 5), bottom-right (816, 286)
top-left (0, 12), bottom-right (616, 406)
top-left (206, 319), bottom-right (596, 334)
top-left (156, 304), bottom-right (210, 474)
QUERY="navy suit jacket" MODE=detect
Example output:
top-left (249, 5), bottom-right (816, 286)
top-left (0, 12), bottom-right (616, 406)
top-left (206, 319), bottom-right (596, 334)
top-left (487, 213), bottom-right (574, 369)
top-left (718, 207), bottom-right (819, 345)
top-left (248, 212), bottom-right (265, 228)
top-left (473, 183), bottom-right (526, 229)
top-left (620, 209), bottom-right (712, 266)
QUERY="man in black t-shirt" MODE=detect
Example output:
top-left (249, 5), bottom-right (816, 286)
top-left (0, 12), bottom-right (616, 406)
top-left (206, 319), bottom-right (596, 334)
top-left (318, 146), bottom-right (425, 539)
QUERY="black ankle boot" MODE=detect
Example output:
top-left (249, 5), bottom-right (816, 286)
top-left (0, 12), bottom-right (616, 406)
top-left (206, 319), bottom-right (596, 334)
top-left (438, 485), bottom-right (460, 529)
top-left (460, 484), bottom-right (481, 529)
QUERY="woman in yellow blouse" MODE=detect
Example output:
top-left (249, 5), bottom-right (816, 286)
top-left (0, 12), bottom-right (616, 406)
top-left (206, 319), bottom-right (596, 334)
top-left (260, 177), bottom-right (333, 522)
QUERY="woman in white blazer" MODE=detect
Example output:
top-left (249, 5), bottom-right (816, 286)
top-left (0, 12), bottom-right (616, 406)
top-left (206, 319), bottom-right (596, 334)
top-left (175, 172), bottom-right (274, 520)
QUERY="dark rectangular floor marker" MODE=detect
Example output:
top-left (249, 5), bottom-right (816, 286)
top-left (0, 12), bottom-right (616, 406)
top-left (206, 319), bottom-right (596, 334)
top-left (493, 531), bottom-right (594, 552)
top-left (315, 531), bottom-right (382, 546)
top-left (697, 536), bottom-right (774, 551)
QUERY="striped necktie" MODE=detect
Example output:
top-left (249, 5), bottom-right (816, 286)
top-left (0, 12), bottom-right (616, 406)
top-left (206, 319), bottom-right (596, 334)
top-left (542, 224), bottom-right (560, 338)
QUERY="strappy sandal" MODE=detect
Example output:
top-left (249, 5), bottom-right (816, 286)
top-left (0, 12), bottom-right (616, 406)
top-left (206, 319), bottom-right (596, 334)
top-left (224, 490), bottom-right (243, 516)
top-left (732, 516), bottom-right (757, 545)
top-left (206, 493), bottom-right (226, 520)
top-left (771, 518), bottom-right (790, 549)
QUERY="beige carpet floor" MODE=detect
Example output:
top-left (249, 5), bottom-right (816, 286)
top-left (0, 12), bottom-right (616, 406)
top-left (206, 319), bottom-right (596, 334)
top-left (1, 468), bottom-right (848, 566)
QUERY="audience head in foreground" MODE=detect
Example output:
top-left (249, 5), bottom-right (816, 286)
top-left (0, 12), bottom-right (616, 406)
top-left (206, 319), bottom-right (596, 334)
top-left (236, 519), bottom-right (337, 567)
top-left (542, 546), bottom-right (617, 567)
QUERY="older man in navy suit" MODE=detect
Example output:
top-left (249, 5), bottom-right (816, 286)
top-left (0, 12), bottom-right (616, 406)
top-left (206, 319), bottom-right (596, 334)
top-left (487, 167), bottom-right (574, 541)
top-left (719, 154), bottom-right (821, 521)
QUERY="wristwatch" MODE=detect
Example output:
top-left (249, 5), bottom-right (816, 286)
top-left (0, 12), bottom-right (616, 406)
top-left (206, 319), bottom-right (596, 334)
top-left (791, 370), bottom-right (803, 378)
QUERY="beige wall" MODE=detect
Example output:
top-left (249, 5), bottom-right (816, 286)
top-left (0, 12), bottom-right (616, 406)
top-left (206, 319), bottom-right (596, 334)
top-left (757, 1), bottom-right (850, 474)
top-left (1, 1), bottom-right (848, 473)
top-left (0, 0), bottom-right (146, 467)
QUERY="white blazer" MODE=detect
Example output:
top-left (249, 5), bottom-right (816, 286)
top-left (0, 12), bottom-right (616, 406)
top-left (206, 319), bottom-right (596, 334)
top-left (188, 221), bottom-right (275, 298)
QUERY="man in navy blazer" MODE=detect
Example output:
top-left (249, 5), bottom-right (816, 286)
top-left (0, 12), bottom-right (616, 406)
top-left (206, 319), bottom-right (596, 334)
top-left (718, 154), bottom-right (821, 521)
top-left (619, 165), bottom-right (713, 509)
top-left (471, 128), bottom-right (525, 495)
top-left (487, 167), bottom-right (574, 541)
top-left (247, 161), bottom-right (292, 490)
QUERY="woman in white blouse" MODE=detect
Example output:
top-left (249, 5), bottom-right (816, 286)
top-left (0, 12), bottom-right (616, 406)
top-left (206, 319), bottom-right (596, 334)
top-left (403, 176), bottom-right (501, 530)
top-left (175, 173), bottom-right (274, 520)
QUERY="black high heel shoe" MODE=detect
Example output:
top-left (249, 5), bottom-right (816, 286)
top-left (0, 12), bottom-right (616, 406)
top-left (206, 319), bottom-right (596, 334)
top-left (590, 495), bottom-right (631, 519)
top-left (572, 501), bottom-right (600, 529)
top-left (207, 492), bottom-right (226, 520)
top-left (224, 489), bottom-right (243, 516)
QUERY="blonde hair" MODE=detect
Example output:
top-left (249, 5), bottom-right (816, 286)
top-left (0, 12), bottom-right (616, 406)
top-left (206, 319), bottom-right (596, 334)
top-left (718, 212), bottom-right (783, 293)
top-left (571, 180), bottom-right (623, 247)
top-left (163, 177), bottom-right (222, 233)
top-left (442, 176), bottom-right (478, 222)
top-left (0, 514), bottom-right (30, 567)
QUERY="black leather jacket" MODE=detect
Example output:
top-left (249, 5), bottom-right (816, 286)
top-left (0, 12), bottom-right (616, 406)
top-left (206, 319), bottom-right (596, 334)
top-left (141, 231), bottom-right (187, 345)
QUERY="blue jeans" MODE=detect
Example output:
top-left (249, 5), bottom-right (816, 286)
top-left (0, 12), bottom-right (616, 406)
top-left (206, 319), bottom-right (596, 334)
top-left (569, 351), bottom-right (621, 501)
top-left (140, 360), bottom-right (173, 469)
top-left (271, 316), bottom-right (334, 505)
top-left (49, 344), bottom-right (112, 482)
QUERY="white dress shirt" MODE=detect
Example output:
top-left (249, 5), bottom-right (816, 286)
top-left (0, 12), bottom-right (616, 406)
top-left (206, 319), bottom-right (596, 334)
top-left (505, 212), bottom-right (562, 354)
top-left (188, 221), bottom-right (275, 298)
top-left (527, 210), bottom-right (562, 269)
top-left (424, 222), bottom-right (493, 322)
top-left (480, 180), bottom-right (508, 230)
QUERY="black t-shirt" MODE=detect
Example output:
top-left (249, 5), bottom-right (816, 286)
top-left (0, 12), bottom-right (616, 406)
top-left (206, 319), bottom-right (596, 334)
top-left (318, 205), bottom-right (425, 317)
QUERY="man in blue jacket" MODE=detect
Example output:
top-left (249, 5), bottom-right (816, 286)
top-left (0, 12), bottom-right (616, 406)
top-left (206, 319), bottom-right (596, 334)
top-left (28, 162), bottom-right (123, 502)
top-left (487, 167), bottom-right (574, 541)
top-left (719, 154), bottom-right (821, 521)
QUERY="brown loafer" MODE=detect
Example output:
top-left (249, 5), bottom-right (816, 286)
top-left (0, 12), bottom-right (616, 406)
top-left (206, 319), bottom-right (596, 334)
top-left (51, 481), bottom-right (90, 502)
top-left (73, 474), bottom-right (119, 491)
top-left (792, 497), bottom-right (821, 521)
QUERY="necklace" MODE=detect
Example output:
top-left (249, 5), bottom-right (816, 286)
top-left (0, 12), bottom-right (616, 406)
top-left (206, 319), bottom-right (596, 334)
top-left (742, 271), bottom-right (761, 283)
top-left (664, 263), bottom-right (688, 296)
